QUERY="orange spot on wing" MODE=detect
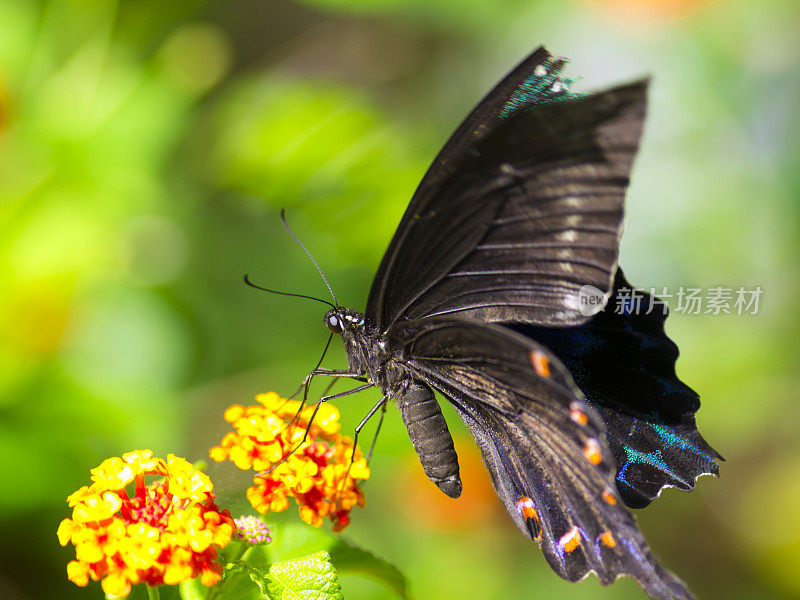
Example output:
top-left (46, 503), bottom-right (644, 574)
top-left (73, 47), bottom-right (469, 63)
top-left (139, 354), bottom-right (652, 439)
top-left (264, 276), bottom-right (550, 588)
top-left (515, 496), bottom-right (539, 522)
top-left (599, 531), bottom-right (616, 548)
top-left (602, 489), bottom-right (618, 505)
top-left (559, 526), bottom-right (581, 553)
top-left (529, 350), bottom-right (551, 377)
top-left (583, 438), bottom-right (602, 465)
top-left (515, 496), bottom-right (542, 542)
top-left (570, 403), bottom-right (588, 426)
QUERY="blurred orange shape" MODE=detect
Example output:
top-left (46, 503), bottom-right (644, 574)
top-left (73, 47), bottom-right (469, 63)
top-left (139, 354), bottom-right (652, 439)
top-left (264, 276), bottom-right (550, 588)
top-left (586, 0), bottom-right (719, 20)
top-left (397, 435), bottom-right (502, 530)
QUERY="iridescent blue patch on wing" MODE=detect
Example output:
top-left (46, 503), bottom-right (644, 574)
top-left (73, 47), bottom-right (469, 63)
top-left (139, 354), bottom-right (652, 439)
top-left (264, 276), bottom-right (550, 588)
top-left (510, 269), bottom-right (721, 508)
top-left (649, 422), bottom-right (719, 462)
top-left (612, 419), bottom-right (720, 502)
top-left (618, 447), bottom-right (667, 481)
top-left (499, 58), bottom-right (583, 118)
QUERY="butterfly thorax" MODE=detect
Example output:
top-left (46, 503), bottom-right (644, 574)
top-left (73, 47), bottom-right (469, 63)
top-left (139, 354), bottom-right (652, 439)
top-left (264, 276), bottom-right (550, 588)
top-left (324, 307), bottom-right (406, 392)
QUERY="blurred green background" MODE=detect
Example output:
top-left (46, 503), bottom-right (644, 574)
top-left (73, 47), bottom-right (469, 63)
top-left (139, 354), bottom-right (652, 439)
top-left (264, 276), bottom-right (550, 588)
top-left (1, 0), bottom-right (798, 598)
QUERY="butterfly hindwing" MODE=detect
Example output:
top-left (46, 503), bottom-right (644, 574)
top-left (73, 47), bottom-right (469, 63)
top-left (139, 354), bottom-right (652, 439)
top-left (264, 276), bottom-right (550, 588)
top-left (389, 317), bottom-right (694, 600)
top-left (366, 75), bottom-right (647, 331)
top-left (515, 269), bottom-right (722, 507)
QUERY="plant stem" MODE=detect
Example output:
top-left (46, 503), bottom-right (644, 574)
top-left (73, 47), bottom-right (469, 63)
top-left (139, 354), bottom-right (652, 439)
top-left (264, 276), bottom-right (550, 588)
top-left (205, 543), bottom-right (253, 600)
top-left (147, 586), bottom-right (161, 600)
top-left (228, 542), bottom-right (249, 564)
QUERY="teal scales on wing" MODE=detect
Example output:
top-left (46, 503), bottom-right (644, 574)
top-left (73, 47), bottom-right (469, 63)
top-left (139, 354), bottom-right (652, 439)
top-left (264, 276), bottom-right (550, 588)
top-left (517, 269), bottom-right (722, 508)
top-left (499, 54), bottom-right (583, 117)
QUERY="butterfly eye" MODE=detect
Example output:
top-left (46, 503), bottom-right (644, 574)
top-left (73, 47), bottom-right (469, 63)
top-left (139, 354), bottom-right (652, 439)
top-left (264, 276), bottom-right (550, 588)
top-left (326, 314), bottom-right (343, 334)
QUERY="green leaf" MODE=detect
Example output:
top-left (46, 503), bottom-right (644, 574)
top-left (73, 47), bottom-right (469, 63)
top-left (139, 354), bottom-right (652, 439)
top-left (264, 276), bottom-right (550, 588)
top-left (122, 584), bottom-right (182, 600)
top-left (266, 551), bottom-right (344, 600)
top-left (250, 521), bottom-right (408, 598)
top-left (120, 584), bottom-right (149, 600)
top-left (234, 562), bottom-right (273, 598)
top-left (258, 520), bottom-right (339, 563)
top-left (177, 577), bottom-right (207, 600)
top-left (177, 562), bottom-right (270, 600)
top-left (329, 539), bottom-right (409, 599)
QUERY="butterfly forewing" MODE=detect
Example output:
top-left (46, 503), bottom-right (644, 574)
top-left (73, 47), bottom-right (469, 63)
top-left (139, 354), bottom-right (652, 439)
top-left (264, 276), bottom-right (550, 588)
top-left (366, 75), bottom-right (647, 331)
top-left (392, 318), bottom-right (694, 600)
top-left (393, 47), bottom-right (574, 224)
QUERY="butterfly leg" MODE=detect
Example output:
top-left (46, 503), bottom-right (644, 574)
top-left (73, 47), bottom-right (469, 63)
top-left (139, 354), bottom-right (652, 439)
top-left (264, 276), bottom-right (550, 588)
top-left (300, 382), bottom-right (377, 442)
top-left (287, 373), bottom-right (346, 426)
top-left (334, 393), bottom-right (389, 511)
top-left (299, 370), bottom-right (368, 421)
top-left (352, 393), bottom-right (390, 462)
top-left (259, 382), bottom-right (375, 476)
top-left (300, 369), bottom-right (368, 405)
top-left (290, 368), bottom-right (367, 400)
top-left (287, 334), bottom-right (335, 401)
top-left (366, 402), bottom-right (389, 462)
top-left (286, 368), bottom-right (368, 425)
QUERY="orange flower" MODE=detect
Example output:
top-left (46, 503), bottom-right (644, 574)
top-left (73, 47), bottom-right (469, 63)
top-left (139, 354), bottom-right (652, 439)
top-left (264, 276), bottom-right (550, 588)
top-left (210, 391), bottom-right (370, 531)
top-left (58, 450), bottom-right (234, 597)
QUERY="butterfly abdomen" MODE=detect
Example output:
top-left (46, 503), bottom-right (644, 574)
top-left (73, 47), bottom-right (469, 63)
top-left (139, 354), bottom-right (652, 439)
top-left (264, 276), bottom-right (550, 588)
top-left (334, 311), bottom-right (461, 500)
top-left (396, 381), bottom-right (462, 498)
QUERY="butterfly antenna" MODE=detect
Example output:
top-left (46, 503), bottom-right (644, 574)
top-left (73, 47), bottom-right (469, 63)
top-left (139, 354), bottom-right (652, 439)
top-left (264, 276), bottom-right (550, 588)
top-left (243, 274), bottom-right (335, 308)
top-left (280, 208), bottom-right (339, 307)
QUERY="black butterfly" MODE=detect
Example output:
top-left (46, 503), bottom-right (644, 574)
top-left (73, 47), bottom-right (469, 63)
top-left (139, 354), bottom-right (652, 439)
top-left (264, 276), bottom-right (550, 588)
top-left (276, 46), bottom-right (721, 600)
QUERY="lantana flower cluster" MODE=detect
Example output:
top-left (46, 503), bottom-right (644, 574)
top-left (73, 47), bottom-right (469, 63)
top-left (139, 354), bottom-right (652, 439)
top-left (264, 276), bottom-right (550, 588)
top-left (210, 391), bottom-right (370, 531)
top-left (57, 450), bottom-right (235, 597)
top-left (234, 515), bottom-right (273, 544)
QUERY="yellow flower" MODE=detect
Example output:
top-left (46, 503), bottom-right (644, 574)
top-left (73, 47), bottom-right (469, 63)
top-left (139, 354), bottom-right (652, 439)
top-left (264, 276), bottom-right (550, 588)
top-left (58, 450), bottom-right (234, 596)
top-left (211, 392), bottom-right (369, 531)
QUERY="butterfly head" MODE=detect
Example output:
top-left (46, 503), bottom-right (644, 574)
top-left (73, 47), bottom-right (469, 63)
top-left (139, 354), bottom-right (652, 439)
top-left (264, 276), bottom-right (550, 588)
top-left (324, 308), bottom-right (365, 335)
